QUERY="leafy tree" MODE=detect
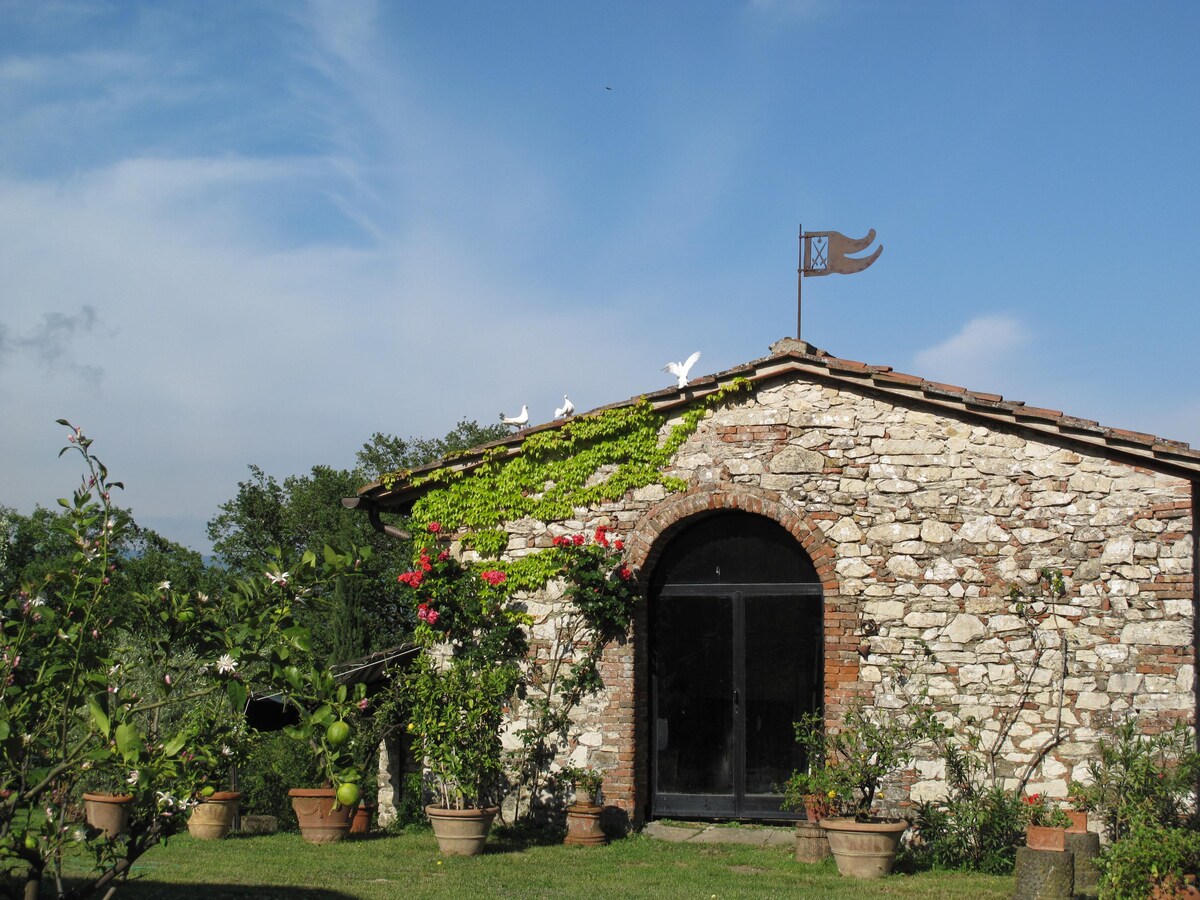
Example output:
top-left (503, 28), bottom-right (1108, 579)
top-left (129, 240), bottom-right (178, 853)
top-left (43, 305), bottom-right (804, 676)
top-left (1, 424), bottom-right (367, 900)
top-left (206, 421), bottom-right (507, 660)
top-left (355, 419), bottom-right (508, 479)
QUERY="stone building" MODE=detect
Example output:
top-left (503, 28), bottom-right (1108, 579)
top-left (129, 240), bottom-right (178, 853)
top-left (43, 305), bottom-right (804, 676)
top-left (355, 338), bottom-right (1198, 825)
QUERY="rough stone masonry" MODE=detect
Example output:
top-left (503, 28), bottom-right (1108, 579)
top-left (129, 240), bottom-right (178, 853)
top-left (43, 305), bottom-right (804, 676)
top-left (368, 341), bottom-right (1197, 825)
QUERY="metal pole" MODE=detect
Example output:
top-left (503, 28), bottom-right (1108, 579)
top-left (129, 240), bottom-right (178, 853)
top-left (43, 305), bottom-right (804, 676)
top-left (796, 224), bottom-right (804, 339)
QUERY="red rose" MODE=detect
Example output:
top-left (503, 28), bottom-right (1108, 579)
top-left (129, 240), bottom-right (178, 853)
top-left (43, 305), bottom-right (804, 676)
top-left (572, 534), bottom-right (585, 546)
top-left (427, 522), bottom-right (441, 533)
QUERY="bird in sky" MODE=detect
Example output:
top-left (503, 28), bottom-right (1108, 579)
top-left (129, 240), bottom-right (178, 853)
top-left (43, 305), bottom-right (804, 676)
top-left (663, 351), bottom-right (702, 389)
top-left (554, 395), bottom-right (575, 419)
top-left (501, 405), bottom-right (529, 428)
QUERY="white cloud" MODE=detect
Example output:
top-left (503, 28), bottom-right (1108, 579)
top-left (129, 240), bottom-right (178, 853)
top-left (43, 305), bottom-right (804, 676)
top-left (912, 314), bottom-right (1029, 391)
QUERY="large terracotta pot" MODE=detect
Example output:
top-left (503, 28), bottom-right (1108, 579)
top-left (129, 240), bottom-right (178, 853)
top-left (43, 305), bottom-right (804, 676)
top-left (1026, 824), bottom-right (1067, 852)
top-left (83, 793), bottom-right (133, 839)
top-left (564, 804), bottom-right (605, 846)
top-left (187, 792), bottom-right (241, 840)
top-left (425, 805), bottom-right (499, 857)
top-left (819, 817), bottom-right (908, 879)
top-left (289, 788), bottom-right (353, 844)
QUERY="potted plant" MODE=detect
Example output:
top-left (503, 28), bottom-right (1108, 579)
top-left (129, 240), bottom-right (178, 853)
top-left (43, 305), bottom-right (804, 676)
top-left (782, 713), bottom-right (837, 822)
top-left (397, 537), bottom-right (529, 856)
top-left (559, 765), bottom-right (606, 846)
top-left (792, 696), bottom-right (941, 879)
top-left (1065, 792), bottom-right (1091, 834)
top-left (282, 685), bottom-right (367, 844)
top-left (1022, 794), bottom-right (1072, 851)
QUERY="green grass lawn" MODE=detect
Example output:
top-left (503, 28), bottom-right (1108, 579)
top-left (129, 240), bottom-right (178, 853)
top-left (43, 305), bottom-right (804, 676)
top-left (59, 827), bottom-right (1014, 899)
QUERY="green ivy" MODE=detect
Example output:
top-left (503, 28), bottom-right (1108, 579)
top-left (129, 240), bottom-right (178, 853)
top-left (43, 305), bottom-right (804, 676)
top-left (397, 378), bottom-right (752, 557)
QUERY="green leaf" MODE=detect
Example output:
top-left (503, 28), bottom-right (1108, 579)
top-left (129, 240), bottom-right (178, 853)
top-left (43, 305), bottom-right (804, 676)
top-left (115, 722), bottom-right (141, 763)
top-left (227, 680), bottom-right (248, 713)
top-left (88, 697), bottom-right (110, 739)
top-left (162, 731), bottom-right (187, 758)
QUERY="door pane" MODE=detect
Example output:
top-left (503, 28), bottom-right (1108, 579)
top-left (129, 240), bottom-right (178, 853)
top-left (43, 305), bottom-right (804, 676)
top-left (654, 595), bottom-right (734, 803)
top-left (743, 594), bottom-right (821, 814)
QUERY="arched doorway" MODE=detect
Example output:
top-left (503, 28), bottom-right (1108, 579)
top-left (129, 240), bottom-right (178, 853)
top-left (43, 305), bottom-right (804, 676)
top-left (648, 511), bottom-right (823, 820)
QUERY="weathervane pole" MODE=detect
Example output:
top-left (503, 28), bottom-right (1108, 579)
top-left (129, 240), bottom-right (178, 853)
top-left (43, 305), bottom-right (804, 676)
top-left (796, 223), bottom-right (804, 340)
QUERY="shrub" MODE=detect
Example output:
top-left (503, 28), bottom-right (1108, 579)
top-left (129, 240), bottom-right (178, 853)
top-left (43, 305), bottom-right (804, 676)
top-left (1099, 822), bottom-right (1200, 900)
top-left (237, 731), bottom-right (318, 830)
top-left (1071, 718), bottom-right (1200, 842)
top-left (913, 785), bottom-right (1027, 875)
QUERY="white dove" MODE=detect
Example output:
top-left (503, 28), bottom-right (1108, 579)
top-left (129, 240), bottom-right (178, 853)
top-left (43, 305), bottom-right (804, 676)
top-left (554, 395), bottom-right (575, 419)
top-left (501, 405), bottom-right (529, 428)
top-left (663, 351), bottom-right (702, 389)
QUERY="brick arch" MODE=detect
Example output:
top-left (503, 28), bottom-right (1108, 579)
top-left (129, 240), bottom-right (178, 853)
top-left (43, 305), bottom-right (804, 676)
top-left (616, 482), bottom-right (861, 824)
top-left (625, 481), bottom-right (839, 592)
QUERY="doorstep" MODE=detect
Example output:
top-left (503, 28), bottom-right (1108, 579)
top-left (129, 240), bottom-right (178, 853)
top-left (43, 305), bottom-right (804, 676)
top-left (642, 820), bottom-right (794, 847)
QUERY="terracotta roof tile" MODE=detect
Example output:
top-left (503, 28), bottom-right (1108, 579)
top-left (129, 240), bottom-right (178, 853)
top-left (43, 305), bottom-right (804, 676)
top-left (358, 338), bottom-right (1200, 505)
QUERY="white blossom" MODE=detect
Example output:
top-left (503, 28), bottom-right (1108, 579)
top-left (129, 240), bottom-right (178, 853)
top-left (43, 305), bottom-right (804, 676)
top-left (216, 654), bottom-right (237, 675)
top-left (126, 771), bottom-right (139, 786)
top-left (265, 571), bottom-right (289, 586)
top-left (157, 580), bottom-right (171, 591)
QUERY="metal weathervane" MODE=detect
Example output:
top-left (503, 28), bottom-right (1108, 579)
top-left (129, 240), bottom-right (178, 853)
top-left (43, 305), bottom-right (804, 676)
top-left (796, 225), bottom-right (883, 339)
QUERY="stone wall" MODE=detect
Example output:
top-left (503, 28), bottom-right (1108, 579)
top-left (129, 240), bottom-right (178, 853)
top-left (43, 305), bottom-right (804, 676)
top-left (462, 375), bottom-right (1195, 820)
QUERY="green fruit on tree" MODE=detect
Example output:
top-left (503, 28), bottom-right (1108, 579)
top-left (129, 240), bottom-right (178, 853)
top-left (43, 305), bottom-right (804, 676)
top-left (24, 834), bottom-right (38, 850)
top-left (201, 785), bottom-right (216, 798)
top-left (326, 720), bottom-right (351, 748)
top-left (336, 782), bottom-right (360, 808)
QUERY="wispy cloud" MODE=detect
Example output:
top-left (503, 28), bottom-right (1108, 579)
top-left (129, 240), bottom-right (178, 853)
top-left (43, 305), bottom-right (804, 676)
top-left (912, 314), bottom-right (1029, 391)
top-left (0, 305), bottom-right (104, 380)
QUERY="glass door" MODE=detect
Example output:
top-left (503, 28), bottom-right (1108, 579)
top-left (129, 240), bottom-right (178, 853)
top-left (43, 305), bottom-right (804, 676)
top-left (652, 588), bottom-right (821, 819)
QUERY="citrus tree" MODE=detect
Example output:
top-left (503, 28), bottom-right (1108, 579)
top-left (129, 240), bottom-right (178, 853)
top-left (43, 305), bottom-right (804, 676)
top-left (0, 423), bottom-right (367, 900)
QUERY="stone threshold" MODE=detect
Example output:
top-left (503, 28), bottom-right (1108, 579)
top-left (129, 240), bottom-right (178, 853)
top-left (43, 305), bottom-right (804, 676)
top-left (642, 820), bottom-right (795, 847)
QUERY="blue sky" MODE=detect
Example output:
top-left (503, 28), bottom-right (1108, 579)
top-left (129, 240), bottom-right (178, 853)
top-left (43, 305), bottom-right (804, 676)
top-left (2, 1), bottom-right (1197, 552)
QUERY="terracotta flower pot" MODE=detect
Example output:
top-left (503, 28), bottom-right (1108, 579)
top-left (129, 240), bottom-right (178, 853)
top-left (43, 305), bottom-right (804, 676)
top-left (187, 792), bottom-right (241, 840)
top-left (349, 802), bottom-right (375, 836)
top-left (819, 817), bottom-right (908, 879)
top-left (1065, 809), bottom-right (1089, 833)
top-left (1026, 823), bottom-right (1067, 852)
top-left (564, 804), bottom-right (605, 846)
top-left (803, 793), bottom-right (833, 822)
top-left (289, 788), bottom-right (353, 844)
top-left (425, 805), bottom-right (498, 856)
top-left (83, 793), bottom-right (133, 839)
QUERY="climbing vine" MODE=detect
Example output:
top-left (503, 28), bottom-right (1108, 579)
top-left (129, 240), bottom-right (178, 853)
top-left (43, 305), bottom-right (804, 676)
top-left (383, 378), bottom-right (752, 556)
top-left (383, 379), bottom-right (753, 819)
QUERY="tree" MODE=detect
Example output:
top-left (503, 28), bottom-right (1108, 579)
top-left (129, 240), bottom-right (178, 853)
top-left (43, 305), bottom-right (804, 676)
top-left (206, 420), bottom-right (508, 661)
top-left (355, 419), bottom-right (508, 479)
top-left (1, 424), bottom-right (367, 900)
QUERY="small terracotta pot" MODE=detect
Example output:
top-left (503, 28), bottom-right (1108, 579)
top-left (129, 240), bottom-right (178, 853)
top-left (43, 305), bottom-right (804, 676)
top-left (349, 802), bottom-right (375, 836)
top-left (1065, 809), bottom-right (1089, 833)
top-left (1026, 824), bottom-right (1066, 852)
top-left (803, 793), bottom-right (834, 822)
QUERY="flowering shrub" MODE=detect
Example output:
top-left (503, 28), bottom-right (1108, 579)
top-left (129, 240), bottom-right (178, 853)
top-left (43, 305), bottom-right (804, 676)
top-left (0, 425), bottom-right (367, 899)
top-left (393, 524), bottom-right (637, 817)
top-left (511, 527), bottom-right (637, 819)
top-left (1022, 793), bottom-right (1072, 828)
top-left (395, 535), bottom-right (530, 810)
